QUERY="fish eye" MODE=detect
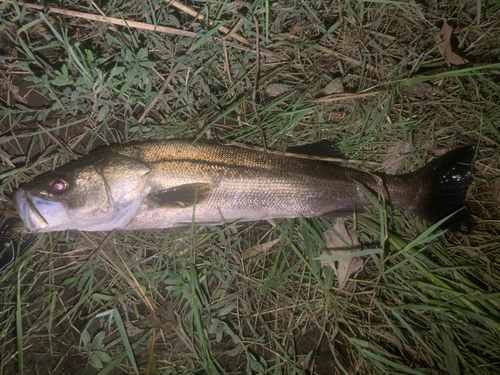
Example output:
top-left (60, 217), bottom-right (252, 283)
top-left (49, 178), bottom-right (69, 193)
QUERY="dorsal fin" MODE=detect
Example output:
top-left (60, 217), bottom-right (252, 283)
top-left (286, 141), bottom-right (344, 159)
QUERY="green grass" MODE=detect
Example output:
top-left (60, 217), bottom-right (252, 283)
top-left (1, 0), bottom-right (500, 374)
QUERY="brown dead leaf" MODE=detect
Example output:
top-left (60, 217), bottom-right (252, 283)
top-left (425, 140), bottom-right (453, 156)
top-left (241, 238), bottom-right (281, 260)
top-left (121, 301), bottom-right (144, 337)
top-left (0, 79), bottom-right (29, 104)
top-left (125, 318), bottom-right (144, 337)
top-left (430, 148), bottom-right (452, 156)
top-left (490, 180), bottom-right (500, 203)
top-left (266, 84), bottom-right (289, 97)
top-left (382, 143), bottom-right (411, 174)
top-left (289, 22), bottom-right (303, 35)
top-left (321, 218), bottom-right (363, 291)
top-left (435, 23), bottom-right (469, 66)
top-left (402, 82), bottom-right (433, 97)
top-left (137, 311), bottom-right (162, 330)
top-left (29, 23), bottom-right (50, 37)
top-left (9, 85), bottom-right (29, 104)
top-left (323, 77), bottom-right (344, 95)
top-left (157, 301), bottom-right (176, 323)
top-left (136, 302), bottom-right (176, 331)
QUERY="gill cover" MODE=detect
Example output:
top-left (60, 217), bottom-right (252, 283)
top-left (83, 156), bottom-right (152, 231)
top-left (96, 157), bottom-right (152, 210)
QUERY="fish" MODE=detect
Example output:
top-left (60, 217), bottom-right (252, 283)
top-left (12, 139), bottom-right (475, 234)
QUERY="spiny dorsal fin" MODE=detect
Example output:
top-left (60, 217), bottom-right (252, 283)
top-left (147, 183), bottom-right (213, 209)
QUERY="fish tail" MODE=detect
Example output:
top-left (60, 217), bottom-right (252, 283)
top-left (390, 146), bottom-right (476, 234)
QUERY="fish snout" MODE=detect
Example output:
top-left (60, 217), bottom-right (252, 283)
top-left (13, 188), bottom-right (27, 220)
top-left (13, 189), bottom-right (49, 232)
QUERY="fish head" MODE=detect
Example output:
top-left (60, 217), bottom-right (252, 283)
top-left (13, 154), bottom-right (151, 232)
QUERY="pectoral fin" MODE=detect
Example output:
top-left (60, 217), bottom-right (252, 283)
top-left (147, 183), bottom-right (213, 209)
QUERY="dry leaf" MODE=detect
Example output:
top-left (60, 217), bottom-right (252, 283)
top-left (430, 148), bottom-right (452, 156)
top-left (121, 301), bottom-right (144, 337)
top-left (402, 82), bottom-right (433, 97)
top-left (321, 219), bottom-right (363, 291)
top-left (136, 306), bottom-right (175, 331)
top-left (425, 140), bottom-right (453, 156)
top-left (323, 78), bottom-right (344, 95)
top-left (9, 85), bottom-right (29, 104)
top-left (241, 238), bottom-right (281, 260)
top-left (490, 180), bottom-right (500, 203)
top-left (289, 22), bottom-right (303, 35)
top-left (157, 301), bottom-right (176, 323)
top-left (125, 319), bottom-right (144, 337)
top-left (266, 84), bottom-right (289, 97)
top-left (29, 23), bottom-right (49, 37)
top-left (137, 311), bottom-right (162, 330)
top-left (0, 79), bottom-right (29, 104)
top-left (435, 23), bottom-right (469, 66)
top-left (382, 143), bottom-right (411, 174)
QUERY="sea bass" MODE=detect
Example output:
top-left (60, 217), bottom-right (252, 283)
top-left (13, 139), bottom-right (475, 234)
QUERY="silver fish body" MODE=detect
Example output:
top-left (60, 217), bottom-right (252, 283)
top-left (13, 139), bottom-right (475, 234)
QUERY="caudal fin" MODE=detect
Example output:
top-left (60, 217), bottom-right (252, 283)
top-left (412, 146), bottom-right (476, 234)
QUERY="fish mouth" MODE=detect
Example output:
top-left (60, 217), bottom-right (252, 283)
top-left (13, 187), bottom-right (143, 233)
top-left (13, 189), bottom-right (53, 233)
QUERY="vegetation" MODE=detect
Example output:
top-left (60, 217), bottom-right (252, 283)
top-left (1, 0), bottom-right (499, 374)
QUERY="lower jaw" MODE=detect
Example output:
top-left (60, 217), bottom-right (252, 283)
top-left (14, 191), bottom-right (49, 232)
